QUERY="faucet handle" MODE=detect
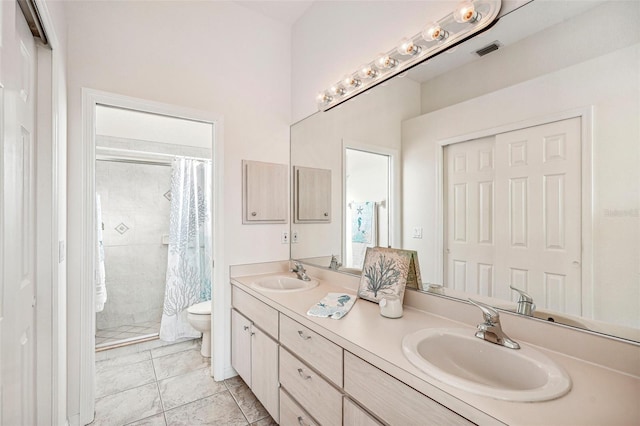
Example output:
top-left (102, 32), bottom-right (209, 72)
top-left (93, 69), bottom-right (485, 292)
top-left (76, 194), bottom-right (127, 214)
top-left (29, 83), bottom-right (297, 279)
top-left (510, 285), bottom-right (534, 303)
top-left (468, 298), bottom-right (500, 324)
top-left (510, 285), bottom-right (536, 315)
top-left (291, 261), bottom-right (303, 272)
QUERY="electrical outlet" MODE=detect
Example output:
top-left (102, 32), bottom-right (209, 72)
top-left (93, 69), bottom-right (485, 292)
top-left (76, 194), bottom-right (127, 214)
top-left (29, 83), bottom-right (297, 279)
top-left (412, 227), bottom-right (423, 239)
top-left (292, 231), bottom-right (298, 243)
top-left (281, 231), bottom-right (289, 244)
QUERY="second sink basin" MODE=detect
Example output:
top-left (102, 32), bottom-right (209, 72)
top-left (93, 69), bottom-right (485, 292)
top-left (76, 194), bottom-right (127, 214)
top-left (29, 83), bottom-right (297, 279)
top-left (402, 328), bottom-right (571, 402)
top-left (251, 275), bottom-right (319, 293)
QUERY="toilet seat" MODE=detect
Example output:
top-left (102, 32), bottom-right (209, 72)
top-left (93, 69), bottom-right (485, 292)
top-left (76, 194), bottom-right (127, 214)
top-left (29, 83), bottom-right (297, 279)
top-left (187, 300), bottom-right (211, 315)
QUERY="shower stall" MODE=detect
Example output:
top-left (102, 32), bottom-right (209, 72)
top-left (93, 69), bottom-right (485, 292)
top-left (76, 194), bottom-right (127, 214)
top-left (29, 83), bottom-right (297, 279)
top-left (93, 106), bottom-right (213, 351)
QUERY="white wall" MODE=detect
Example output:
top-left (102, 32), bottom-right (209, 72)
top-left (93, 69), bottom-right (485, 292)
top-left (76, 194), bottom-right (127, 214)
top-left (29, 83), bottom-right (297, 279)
top-left (291, 1), bottom-right (455, 122)
top-left (64, 1), bottom-right (291, 421)
top-left (403, 39), bottom-right (640, 328)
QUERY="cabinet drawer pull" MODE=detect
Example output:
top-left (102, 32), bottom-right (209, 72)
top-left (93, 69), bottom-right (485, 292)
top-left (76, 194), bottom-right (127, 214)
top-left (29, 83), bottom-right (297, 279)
top-left (251, 211), bottom-right (257, 216)
top-left (323, 212), bottom-right (328, 217)
top-left (297, 416), bottom-right (310, 426)
top-left (250, 331), bottom-right (255, 336)
top-left (297, 330), bottom-right (311, 340)
top-left (297, 368), bottom-right (312, 380)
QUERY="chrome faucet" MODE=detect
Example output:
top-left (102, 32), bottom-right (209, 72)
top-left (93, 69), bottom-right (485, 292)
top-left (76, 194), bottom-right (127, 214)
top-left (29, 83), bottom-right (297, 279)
top-left (469, 299), bottom-right (520, 349)
top-left (291, 261), bottom-right (311, 281)
top-left (510, 285), bottom-right (536, 316)
top-left (329, 255), bottom-right (342, 270)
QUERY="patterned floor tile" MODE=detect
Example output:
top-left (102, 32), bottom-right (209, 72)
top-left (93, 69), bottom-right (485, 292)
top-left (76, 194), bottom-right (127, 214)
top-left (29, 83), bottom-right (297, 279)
top-left (158, 366), bottom-right (226, 410)
top-left (96, 359), bottom-right (156, 398)
top-left (150, 339), bottom-right (200, 359)
top-left (126, 412), bottom-right (167, 426)
top-left (225, 376), bottom-right (269, 423)
top-left (152, 348), bottom-right (209, 380)
top-left (93, 382), bottom-right (162, 426)
top-left (250, 417), bottom-right (277, 426)
top-left (164, 392), bottom-right (248, 426)
top-left (96, 350), bottom-right (151, 370)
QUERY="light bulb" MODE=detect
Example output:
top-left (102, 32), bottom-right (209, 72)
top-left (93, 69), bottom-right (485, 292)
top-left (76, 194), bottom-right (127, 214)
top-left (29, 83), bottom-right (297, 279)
top-left (357, 65), bottom-right (378, 79)
top-left (376, 54), bottom-right (398, 70)
top-left (330, 85), bottom-right (346, 97)
top-left (316, 92), bottom-right (333, 104)
top-left (454, 1), bottom-right (480, 23)
top-left (343, 75), bottom-right (362, 89)
top-left (422, 22), bottom-right (448, 42)
top-left (396, 39), bottom-right (422, 56)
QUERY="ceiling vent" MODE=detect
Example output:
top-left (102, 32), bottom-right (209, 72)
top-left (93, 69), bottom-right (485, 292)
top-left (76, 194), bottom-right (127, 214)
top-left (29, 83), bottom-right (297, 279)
top-left (475, 41), bottom-right (501, 57)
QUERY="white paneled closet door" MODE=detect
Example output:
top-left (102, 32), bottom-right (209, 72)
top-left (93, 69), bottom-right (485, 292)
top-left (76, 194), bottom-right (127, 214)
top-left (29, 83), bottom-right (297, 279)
top-left (0, 1), bottom-right (38, 424)
top-left (445, 118), bottom-right (582, 314)
top-left (495, 117), bottom-right (582, 314)
top-left (444, 136), bottom-right (496, 296)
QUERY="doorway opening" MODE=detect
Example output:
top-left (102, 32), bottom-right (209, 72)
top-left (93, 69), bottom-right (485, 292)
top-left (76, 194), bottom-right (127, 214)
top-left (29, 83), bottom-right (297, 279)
top-left (344, 147), bottom-right (391, 269)
top-left (94, 105), bottom-right (213, 352)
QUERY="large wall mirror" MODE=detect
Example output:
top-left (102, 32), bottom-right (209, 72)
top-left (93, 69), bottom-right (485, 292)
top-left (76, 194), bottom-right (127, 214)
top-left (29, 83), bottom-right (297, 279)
top-left (290, 0), bottom-right (639, 343)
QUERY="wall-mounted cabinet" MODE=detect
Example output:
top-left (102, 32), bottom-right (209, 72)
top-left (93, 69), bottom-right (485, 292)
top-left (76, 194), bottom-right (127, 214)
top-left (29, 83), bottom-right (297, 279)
top-left (293, 166), bottom-right (331, 223)
top-left (243, 160), bottom-right (288, 224)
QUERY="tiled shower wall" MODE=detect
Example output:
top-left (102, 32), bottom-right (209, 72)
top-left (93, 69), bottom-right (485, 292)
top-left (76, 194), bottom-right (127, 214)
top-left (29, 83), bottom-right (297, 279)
top-left (96, 160), bottom-right (172, 330)
top-left (96, 136), bottom-right (211, 331)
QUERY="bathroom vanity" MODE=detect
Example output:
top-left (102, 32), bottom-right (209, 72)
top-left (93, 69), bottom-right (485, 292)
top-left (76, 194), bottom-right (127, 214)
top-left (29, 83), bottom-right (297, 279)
top-left (230, 262), bottom-right (640, 425)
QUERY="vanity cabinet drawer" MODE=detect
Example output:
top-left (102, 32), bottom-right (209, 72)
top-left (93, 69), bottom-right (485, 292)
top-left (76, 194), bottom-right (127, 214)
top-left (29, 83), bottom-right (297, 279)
top-left (279, 389), bottom-right (319, 426)
top-left (279, 314), bottom-right (343, 386)
top-left (232, 285), bottom-right (278, 338)
top-left (344, 398), bottom-right (382, 426)
top-left (279, 347), bottom-right (342, 426)
top-left (344, 352), bottom-right (473, 426)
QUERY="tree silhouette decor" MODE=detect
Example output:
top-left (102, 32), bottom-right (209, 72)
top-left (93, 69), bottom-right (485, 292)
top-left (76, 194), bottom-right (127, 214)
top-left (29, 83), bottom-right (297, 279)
top-left (357, 247), bottom-right (419, 304)
top-left (363, 254), bottom-right (401, 297)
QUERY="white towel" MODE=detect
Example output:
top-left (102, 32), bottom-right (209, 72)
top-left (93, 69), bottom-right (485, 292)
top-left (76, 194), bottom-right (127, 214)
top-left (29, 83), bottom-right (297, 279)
top-left (95, 194), bottom-right (107, 312)
top-left (307, 293), bottom-right (356, 320)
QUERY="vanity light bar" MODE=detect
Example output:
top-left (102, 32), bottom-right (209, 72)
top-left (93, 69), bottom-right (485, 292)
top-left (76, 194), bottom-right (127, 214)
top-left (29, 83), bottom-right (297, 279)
top-left (316, 0), bottom-right (502, 111)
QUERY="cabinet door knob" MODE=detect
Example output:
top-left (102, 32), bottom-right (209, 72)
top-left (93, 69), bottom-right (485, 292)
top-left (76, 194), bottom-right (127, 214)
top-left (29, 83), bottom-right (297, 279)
top-left (323, 212), bottom-right (328, 217)
top-left (251, 212), bottom-right (257, 216)
top-left (297, 330), bottom-right (311, 340)
top-left (297, 416), bottom-right (310, 426)
top-left (243, 326), bottom-right (249, 331)
top-left (297, 368), bottom-right (311, 380)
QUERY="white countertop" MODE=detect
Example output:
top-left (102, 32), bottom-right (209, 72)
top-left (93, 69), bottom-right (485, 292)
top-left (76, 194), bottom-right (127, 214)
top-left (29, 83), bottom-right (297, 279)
top-left (231, 268), bottom-right (640, 426)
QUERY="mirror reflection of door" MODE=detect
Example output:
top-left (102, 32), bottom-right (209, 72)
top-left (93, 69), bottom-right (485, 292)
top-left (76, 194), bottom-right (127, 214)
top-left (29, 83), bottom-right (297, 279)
top-left (444, 117), bottom-right (582, 315)
top-left (344, 148), bottom-right (390, 269)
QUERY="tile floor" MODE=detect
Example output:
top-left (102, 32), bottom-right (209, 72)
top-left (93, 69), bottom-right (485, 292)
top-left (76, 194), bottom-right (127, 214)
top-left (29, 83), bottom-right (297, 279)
top-left (96, 320), bottom-right (161, 349)
top-left (92, 339), bottom-right (277, 426)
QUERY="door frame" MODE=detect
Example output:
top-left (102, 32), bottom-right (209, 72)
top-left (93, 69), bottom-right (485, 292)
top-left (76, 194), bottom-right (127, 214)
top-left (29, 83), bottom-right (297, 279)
top-left (80, 89), bottom-right (225, 423)
top-left (436, 106), bottom-right (594, 317)
top-left (342, 139), bottom-right (400, 265)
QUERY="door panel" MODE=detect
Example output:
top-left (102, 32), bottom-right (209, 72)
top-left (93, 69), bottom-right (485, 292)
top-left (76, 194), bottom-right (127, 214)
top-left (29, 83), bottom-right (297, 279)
top-left (1, 1), bottom-right (37, 423)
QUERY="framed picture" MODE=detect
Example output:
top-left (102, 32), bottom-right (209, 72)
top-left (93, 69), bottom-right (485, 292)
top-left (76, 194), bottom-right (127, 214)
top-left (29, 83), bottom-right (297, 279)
top-left (357, 247), bottom-right (421, 304)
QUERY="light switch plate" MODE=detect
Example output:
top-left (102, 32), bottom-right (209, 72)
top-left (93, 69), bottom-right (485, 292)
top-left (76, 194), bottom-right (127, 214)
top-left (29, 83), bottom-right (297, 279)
top-left (412, 227), bottom-right (423, 239)
top-left (281, 232), bottom-right (289, 244)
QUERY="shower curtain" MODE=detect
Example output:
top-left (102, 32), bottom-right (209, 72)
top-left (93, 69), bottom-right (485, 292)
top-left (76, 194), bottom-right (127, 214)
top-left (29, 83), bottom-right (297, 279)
top-left (160, 157), bottom-right (212, 342)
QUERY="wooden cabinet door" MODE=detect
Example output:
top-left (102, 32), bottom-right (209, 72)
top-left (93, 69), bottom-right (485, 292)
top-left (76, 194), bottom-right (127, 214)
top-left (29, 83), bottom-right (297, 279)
top-left (251, 326), bottom-right (280, 422)
top-left (231, 309), bottom-right (252, 387)
top-left (294, 166), bottom-right (331, 222)
top-left (243, 160), bottom-right (288, 223)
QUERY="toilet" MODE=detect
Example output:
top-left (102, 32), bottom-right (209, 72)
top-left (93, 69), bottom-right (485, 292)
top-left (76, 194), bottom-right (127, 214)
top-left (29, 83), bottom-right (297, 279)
top-left (187, 300), bottom-right (212, 357)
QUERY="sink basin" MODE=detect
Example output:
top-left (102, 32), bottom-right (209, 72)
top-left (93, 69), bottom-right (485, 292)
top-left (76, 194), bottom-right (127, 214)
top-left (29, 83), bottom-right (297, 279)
top-left (402, 328), bottom-right (571, 402)
top-left (251, 275), bottom-right (319, 293)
